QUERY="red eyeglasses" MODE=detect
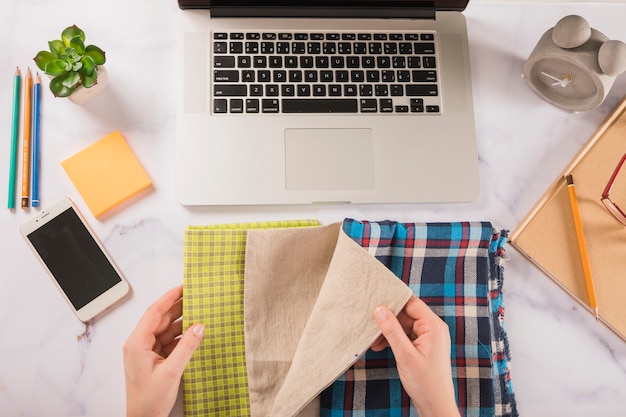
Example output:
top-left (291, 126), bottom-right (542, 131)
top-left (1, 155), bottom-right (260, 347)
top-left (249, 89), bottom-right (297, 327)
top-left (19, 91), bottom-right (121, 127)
top-left (601, 153), bottom-right (626, 226)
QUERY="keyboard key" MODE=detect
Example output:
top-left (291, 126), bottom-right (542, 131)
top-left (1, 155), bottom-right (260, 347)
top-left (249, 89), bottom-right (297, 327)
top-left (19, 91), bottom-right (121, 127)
top-left (230, 98), bottom-right (244, 113)
top-left (246, 98), bottom-right (260, 112)
top-left (313, 85), bottom-right (326, 96)
top-left (344, 84), bottom-right (357, 96)
top-left (375, 84), bottom-right (389, 96)
top-left (368, 42), bottom-right (382, 54)
top-left (214, 84), bottom-right (247, 96)
top-left (297, 84), bottom-right (311, 96)
top-left (406, 84), bottom-right (438, 96)
top-left (414, 42), bottom-right (435, 54)
top-left (399, 42), bottom-right (412, 54)
top-left (273, 70), bottom-right (287, 82)
top-left (346, 57), bottom-right (360, 68)
top-left (329, 85), bottom-right (342, 96)
top-left (242, 70), bottom-right (255, 82)
top-left (282, 99), bottom-right (358, 113)
top-left (230, 42), bottom-right (243, 54)
top-left (214, 70), bottom-right (239, 82)
top-left (214, 42), bottom-right (228, 53)
top-left (423, 57), bottom-right (436, 68)
top-left (323, 42), bottom-right (337, 54)
top-left (266, 84), bottom-right (279, 96)
top-left (238, 56), bottom-right (251, 67)
top-left (253, 56), bottom-right (267, 68)
top-left (305, 70), bottom-right (318, 82)
top-left (214, 56), bottom-right (235, 68)
top-left (262, 98), bottom-right (280, 112)
top-left (289, 70), bottom-right (303, 82)
top-left (214, 99), bottom-right (227, 113)
top-left (282, 84), bottom-right (295, 96)
top-left (380, 99), bottom-right (394, 112)
top-left (292, 42), bottom-right (306, 54)
top-left (250, 85), bottom-right (263, 96)
top-left (412, 70), bottom-right (437, 82)
top-left (285, 56), bottom-right (299, 68)
top-left (245, 42), bottom-right (259, 54)
top-left (277, 42), bottom-right (290, 54)
top-left (359, 84), bottom-right (373, 96)
top-left (411, 98), bottom-right (424, 112)
top-left (360, 99), bottom-right (378, 112)
top-left (426, 105), bottom-right (440, 112)
top-left (307, 42), bottom-right (321, 54)
top-left (258, 70), bottom-right (271, 82)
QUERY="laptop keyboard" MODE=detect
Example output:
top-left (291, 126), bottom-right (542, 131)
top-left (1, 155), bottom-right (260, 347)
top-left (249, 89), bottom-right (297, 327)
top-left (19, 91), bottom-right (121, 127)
top-left (211, 31), bottom-right (441, 115)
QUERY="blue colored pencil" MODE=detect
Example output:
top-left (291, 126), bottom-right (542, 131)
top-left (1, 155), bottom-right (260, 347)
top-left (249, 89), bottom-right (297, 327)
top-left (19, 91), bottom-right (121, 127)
top-left (31, 73), bottom-right (42, 207)
top-left (7, 67), bottom-right (21, 209)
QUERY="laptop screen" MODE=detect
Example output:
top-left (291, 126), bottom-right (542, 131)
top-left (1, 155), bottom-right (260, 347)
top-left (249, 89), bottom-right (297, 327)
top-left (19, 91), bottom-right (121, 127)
top-left (178, 0), bottom-right (470, 16)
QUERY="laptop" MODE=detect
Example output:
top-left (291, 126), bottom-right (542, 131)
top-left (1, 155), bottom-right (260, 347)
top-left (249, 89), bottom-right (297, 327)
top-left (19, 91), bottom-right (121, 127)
top-left (176, 0), bottom-right (479, 205)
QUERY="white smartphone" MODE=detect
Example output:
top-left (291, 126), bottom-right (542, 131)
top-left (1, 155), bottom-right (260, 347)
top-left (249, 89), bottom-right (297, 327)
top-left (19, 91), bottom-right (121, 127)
top-left (20, 197), bottom-right (131, 322)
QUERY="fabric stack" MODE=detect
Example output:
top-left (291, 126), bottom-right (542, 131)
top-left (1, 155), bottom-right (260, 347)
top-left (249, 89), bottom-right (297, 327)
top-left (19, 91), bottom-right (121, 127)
top-left (182, 219), bottom-right (517, 417)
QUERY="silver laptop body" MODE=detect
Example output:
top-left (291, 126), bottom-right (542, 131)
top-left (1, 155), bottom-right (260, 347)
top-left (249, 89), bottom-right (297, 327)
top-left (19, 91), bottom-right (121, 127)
top-left (176, 0), bottom-right (479, 205)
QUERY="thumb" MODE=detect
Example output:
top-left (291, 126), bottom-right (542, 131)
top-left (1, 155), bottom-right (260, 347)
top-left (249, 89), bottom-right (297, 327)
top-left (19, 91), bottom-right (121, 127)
top-left (374, 306), bottom-right (415, 358)
top-left (166, 323), bottom-right (204, 376)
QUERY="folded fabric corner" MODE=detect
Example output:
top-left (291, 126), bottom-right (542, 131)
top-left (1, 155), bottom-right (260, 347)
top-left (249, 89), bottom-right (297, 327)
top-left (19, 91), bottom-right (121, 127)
top-left (244, 223), bottom-right (413, 417)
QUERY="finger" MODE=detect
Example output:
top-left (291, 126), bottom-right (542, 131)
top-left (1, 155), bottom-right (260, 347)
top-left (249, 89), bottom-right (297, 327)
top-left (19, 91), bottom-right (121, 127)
top-left (157, 318), bottom-right (183, 350)
top-left (134, 286), bottom-right (183, 336)
top-left (154, 298), bottom-right (183, 336)
top-left (374, 306), bottom-right (417, 359)
top-left (370, 334), bottom-right (389, 352)
top-left (165, 324), bottom-right (205, 378)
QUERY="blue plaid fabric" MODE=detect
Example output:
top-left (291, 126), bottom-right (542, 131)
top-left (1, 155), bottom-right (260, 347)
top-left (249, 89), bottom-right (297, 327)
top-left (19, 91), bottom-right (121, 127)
top-left (320, 220), bottom-right (518, 417)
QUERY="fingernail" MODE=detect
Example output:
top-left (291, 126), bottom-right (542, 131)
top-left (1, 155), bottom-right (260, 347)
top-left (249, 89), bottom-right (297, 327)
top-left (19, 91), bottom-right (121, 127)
top-left (374, 307), bottom-right (388, 320)
top-left (193, 324), bottom-right (205, 337)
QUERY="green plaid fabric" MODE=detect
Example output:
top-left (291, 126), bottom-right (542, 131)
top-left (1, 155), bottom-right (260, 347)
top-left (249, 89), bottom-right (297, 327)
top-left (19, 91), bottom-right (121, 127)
top-left (182, 220), bottom-right (320, 417)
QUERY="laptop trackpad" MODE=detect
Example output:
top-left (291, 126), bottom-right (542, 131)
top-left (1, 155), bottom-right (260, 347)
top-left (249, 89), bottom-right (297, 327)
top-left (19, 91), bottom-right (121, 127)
top-left (285, 128), bottom-right (375, 191)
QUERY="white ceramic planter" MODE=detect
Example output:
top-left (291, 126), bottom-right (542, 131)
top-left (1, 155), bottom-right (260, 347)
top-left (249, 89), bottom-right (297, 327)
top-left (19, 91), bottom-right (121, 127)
top-left (68, 66), bottom-right (108, 104)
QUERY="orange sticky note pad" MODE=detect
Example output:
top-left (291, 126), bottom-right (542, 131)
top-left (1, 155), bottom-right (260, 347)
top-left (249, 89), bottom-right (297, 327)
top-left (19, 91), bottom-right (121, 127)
top-left (62, 131), bottom-right (153, 218)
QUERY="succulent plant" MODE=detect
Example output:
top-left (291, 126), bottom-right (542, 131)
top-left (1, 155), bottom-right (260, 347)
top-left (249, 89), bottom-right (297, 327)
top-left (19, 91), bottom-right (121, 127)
top-left (33, 25), bottom-right (106, 98)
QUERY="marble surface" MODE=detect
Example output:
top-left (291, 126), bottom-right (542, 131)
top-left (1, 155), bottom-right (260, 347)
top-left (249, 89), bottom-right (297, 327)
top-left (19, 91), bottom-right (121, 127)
top-left (2, 1), bottom-right (626, 415)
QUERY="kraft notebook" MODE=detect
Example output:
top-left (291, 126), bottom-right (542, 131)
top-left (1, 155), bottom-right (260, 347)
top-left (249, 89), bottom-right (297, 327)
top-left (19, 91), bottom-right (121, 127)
top-left (510, 95), bottom-right (626, 342)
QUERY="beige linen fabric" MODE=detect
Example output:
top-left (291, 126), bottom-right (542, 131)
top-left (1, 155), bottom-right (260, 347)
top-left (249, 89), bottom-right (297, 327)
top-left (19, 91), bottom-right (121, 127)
top-left (244, 223), bottom-right (413, 417)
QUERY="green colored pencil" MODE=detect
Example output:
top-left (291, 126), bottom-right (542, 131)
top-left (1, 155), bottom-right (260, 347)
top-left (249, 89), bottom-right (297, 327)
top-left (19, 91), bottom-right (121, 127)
top-left (7, 67), bottom-right (21, 210)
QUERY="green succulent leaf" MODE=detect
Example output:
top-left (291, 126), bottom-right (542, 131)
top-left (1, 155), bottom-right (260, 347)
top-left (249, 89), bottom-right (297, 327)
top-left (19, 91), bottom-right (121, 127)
top-left (80, 55), bottom-right (96, 76)
top-left (44, 59), bottom-right (68, 76)
top-left (81, 71), bottom-right (98, 88)
top-left (48, 40), bottom-right (65, 58)
top-left (49, 74), bottom-right (75, 97)
top-left (61, 25), bottom-right (85, 47)
top-left (69, 35), bottom-right (86, 55)
top-left (60, 72), bottom-right (81, 89)
top-left (34, 50), bottom-right (54, 71)
top-left (85, 45), bottom-right (106, 65)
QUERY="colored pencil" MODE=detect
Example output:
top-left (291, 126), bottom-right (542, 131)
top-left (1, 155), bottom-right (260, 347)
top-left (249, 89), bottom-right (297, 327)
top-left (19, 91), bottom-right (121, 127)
top-left (20, 68), bottom-right (32, 209)
top-left (7, 67), bottom-right (21, 209)
top-left (565, 174), bottom-right (599, 320)
top-left (31, 73), bottom-right (42, 208)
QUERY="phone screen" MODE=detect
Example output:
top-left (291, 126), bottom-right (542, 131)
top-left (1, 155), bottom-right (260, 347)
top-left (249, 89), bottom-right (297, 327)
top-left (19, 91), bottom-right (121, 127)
top-left (26, 207), bottom-right (122, 310)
